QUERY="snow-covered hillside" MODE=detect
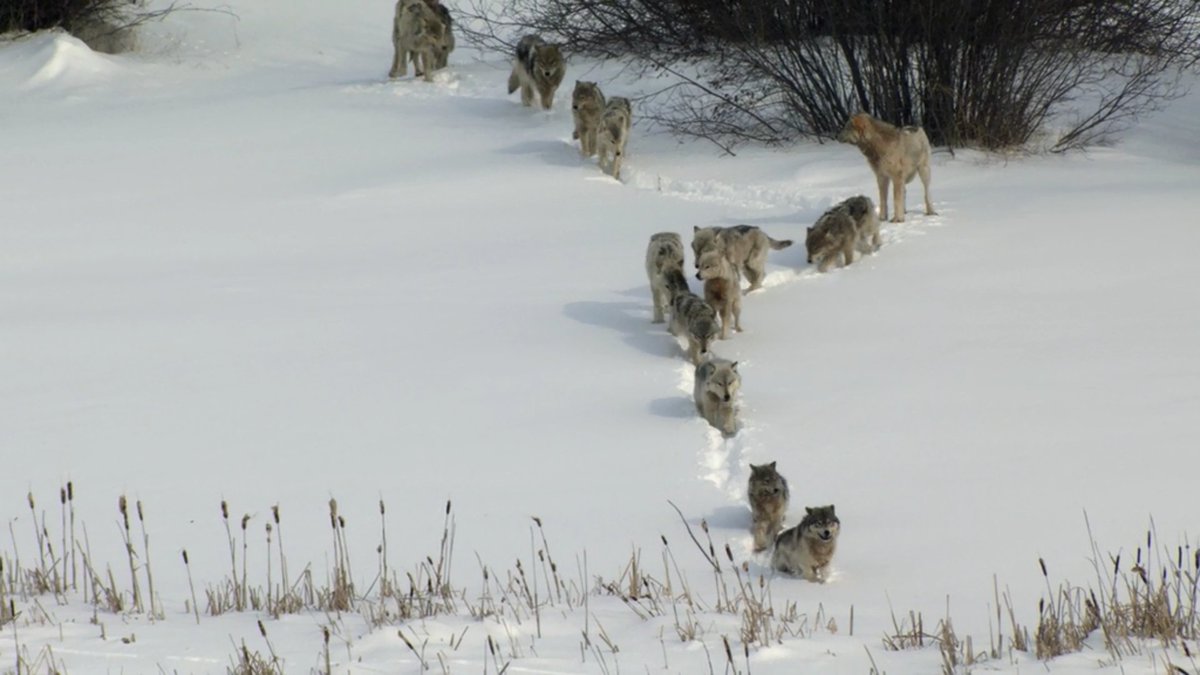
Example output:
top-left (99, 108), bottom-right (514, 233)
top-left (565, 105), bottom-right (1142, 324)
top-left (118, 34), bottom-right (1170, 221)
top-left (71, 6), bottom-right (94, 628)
top-left (2, 1), bottom-right (1198, 672)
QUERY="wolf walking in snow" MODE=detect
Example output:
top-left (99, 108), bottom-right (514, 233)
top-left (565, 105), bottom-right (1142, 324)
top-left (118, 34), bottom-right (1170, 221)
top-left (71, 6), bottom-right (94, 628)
top-left (597, 96), bottom-right (632, 179)
top-left (805, 195), bottom-right (881, 273)
top-left (670, 288), bottom-right (719, 365)
top-left (691, 225), bottom-right (792, 292)
top-left (426, 0), bottom-right (455, 69)
top-left (696, 248), bottom-right (742, 338)
top-left (390, 0), bottom-right (446, 81)
top-left (507, 35), bottom-right (566, 110)
top-left (572, 81), bottom-right (606, 157)
top-left (646, 232), bottom-right (685, 323)
top-left (748, 462), bottom-right (789, 552)
top-left (693, 358), bottom-right (740, 436)
top-left (772, 505), bottom-right (840, 582)
top-left (839, 112), bottom-right (936, 223)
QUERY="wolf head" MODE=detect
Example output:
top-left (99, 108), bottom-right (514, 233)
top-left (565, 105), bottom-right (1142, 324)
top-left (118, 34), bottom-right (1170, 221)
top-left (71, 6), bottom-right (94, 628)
top-left (838, 113), bottom-right (871, 144)
top-left (655, 242), bottom-right (685, 274)
top-left (704, 360), bottom-right (740, 402)
top-left (695, 248), bottom-right (730, 282)
top-left (748, 462), bottom-right (786, 497)
top-left (691, 226), bottom-right (722, 269)
top-left (805, 225), bottom-right (831, 264)
top-left (572, 81), bottom-right (602, 110)
top-left (533, 44), bottom-right (564, 83)
top-left (800, 505), bottom-right (840, 543)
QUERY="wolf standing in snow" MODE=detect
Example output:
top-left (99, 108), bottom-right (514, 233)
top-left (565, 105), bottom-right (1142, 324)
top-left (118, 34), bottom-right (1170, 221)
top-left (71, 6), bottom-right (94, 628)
top-left (670, 289), bottom-right (719, 365)
top-left (507, 35), bottom-right (565, 110)
top-left (748, 462), bottom-right (789, 552)
top-left (646, 232), bottom-right (685, 324)
top-left (425, 0), bottom-right (455, 69)
top-left (772, 505), bottom-right (840, 582)
top-left (572, 81), bottom-right (606, 158)
top-left (805, 195), bottom-right (881, 272)
top-left (696, 248), bottom-right (742, 338)
top-left (597, 96), bottom-right (632, 179)
top-left (693, 358), bottom-right (740, 436)
top-left (390, 0), bottom-right (445, 81)
top-left (839, 112), bottom-right (936, 223)
top-left (692, 225), bottom-right (792, 292)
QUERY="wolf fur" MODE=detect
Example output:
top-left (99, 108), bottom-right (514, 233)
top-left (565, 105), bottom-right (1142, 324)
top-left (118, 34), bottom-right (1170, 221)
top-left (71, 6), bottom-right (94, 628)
top-left (693, 358), bottom-right (740, 437)
top-left (772, 505), bottom-right (840, 583)
top-left (805, 195), bottom-right (881, 273)
top-left (670, 290), bottom-right (719, 365)
top-left (597, 97), bottom-right (632, 179)
top-left (697, 248), bottom-right (742, 339)
top-left (748, 462), bottom-right (789, 552)
top-left (390, 0), bottom-right (445, 81)
top-left (571, 81), bottom-right (606, 157)
top-left (692, 225), bottom-right (792, 292)
top-left (838, 112), bottom-right (935, 223)
top-left (426, 0), bottom-right (455, 69)
top-left (507, 35), bottom-right (565, 110)
top-left (645, 232), bottom-right (685, 324)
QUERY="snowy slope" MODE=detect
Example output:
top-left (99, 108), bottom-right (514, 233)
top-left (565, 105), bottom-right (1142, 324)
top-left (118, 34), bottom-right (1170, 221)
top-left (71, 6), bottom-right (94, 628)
top-left (1, 1), bottom-right (1199, 672)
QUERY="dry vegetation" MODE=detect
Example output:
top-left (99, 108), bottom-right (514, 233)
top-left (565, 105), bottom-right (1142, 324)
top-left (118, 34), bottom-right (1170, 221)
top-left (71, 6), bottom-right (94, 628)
top-left (2, 487), bottom-right (1197, 674)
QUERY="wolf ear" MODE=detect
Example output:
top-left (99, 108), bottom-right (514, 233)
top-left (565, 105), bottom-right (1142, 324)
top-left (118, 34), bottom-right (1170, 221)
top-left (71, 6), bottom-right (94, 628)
top-left (693, 226), bottom-right (700, 233)
top-left (730, 361), bottom-right (738, 371)
top-left (806, 226), bottom-right (812, 233)
top-left (827, 505), bottom-right (836, 515)
top-left (805, 507), bottom-right (815, 515)
top-left (767, 461), bottom-right (776, 471)
top-left (852, 113), bottom-right (869, 131)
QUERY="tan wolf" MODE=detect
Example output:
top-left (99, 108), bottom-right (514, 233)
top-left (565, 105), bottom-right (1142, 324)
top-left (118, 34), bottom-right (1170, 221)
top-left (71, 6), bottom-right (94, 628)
top-left (692, 225), bottom-right (792, 292)
top-left (838, 112), bottom-right (935, 223)
top-left (571, 81), bottom-right (606, 157)
top-left (670, 290), bottom-right (719, 365)
top-left (645, 232), bottom-right (685, 324)
top-left (805, 195), bottom-right (881, 272)
top-left (772, 505), bottom-right (840, 583)
top-left (507, 35), bottom-right (565, 110)
top-left (597, 96), bottom-right (632, 179)
top-left (390, 0), bottom-right (445, 82)
top-left (748, 462), bottom-right (789, 552)
top-left (696, 248), bottom-right (742, 339)
top-left (693, 358), bottom-right (740, 437)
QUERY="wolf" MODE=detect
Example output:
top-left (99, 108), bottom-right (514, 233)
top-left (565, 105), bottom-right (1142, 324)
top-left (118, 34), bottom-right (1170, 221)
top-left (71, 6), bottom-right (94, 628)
top-left (645, 232), bottom-right (685, 324)
top-left (571, 81), bottom-right (606, 158)
top-left (772, 505), bottom-right (840, 583)
top-left (805, 195), bottom-right (881, 273)
top-left (696, 248), bottom-right (742, 339)
top-left (670, 290), bottom-right (719, 365)
top-left (425, 0), bottom-right (455, 69)
top-left (597, 97), bottom-right (632, 179)
top-left (692, 225), bottom-right (792, 292)
top-left (748, 462), bottom-right (789, 552)
top-left (389, 0), bottom-right (445, 81)
top-left (507, 35), bottom-right (565, 110)
top-left (693, 358), bottom-right (740, 437)
top-left (838, 112), bottom-right (935, 223)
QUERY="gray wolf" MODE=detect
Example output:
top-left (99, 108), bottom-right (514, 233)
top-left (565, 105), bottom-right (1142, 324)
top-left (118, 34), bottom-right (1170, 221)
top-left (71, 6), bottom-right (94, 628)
top-left (692, 225), bottom-right (792, 292)
top-left (748, 462), bottom-right (789, 552)
top-left (597, 97), bottom-right (632, 179)
top-left (426, 0), bottom-right (455, 69)
top-left (645, 232), bottom-right (685, 324)
top-left (838, 112), bottom-right (935, 223)
top-left (696, 248), bottom-right (742, 339)
top-left (390, 0), bottom-right (445, 81)
top-left (670, 289), bottom-right (719, 365)
top-left (772, 505), bottom-right (840, 582)
top-left (507, 35), bottom-right (565, 110)
top-left (572, 81), bottom-right (606, 158)
top-left (693, 358), bottom-right (740, 437)
top-left (805, 195), bottom-right (881, 273)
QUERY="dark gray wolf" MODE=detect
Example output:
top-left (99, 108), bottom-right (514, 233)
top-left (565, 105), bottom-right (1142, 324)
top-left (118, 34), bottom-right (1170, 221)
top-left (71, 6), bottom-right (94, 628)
top-left (772, 505), bottom-right (840, 582)
top-left (670, 290), bottom-right (719, 365)
top-left (645, 232), bottom-right (685, 324)
top-left (572, 81), bottom-right (606, 158)
top-left (507, 35), bottom-right (565, 110)
top-left (693, 358), bottom-right (740, 436)
top-left (839, 112), bottom-right (935, 223)
top-left (805, 195), bottom-right (881, 272)
top-left (748, 462), bottom-right (788, 552)
top-left (692, 225), bottom-right (792, 292)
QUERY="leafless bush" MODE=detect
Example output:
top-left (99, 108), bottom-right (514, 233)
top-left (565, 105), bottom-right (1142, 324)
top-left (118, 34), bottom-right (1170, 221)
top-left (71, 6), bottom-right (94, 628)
top-left (0, 0), bottom-right (233, 54)
top-left (460, 0), bottom-right (1199, 151)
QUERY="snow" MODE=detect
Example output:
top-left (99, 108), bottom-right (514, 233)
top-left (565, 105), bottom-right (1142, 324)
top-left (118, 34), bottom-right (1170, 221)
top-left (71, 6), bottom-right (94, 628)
top-left (2, 1), bottom-right (1199, 672)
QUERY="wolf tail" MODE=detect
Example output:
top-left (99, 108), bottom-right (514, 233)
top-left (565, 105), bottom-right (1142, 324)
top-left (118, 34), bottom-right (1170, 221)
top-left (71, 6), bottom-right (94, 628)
top-left (768, 237), bottom-right (793, 250)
